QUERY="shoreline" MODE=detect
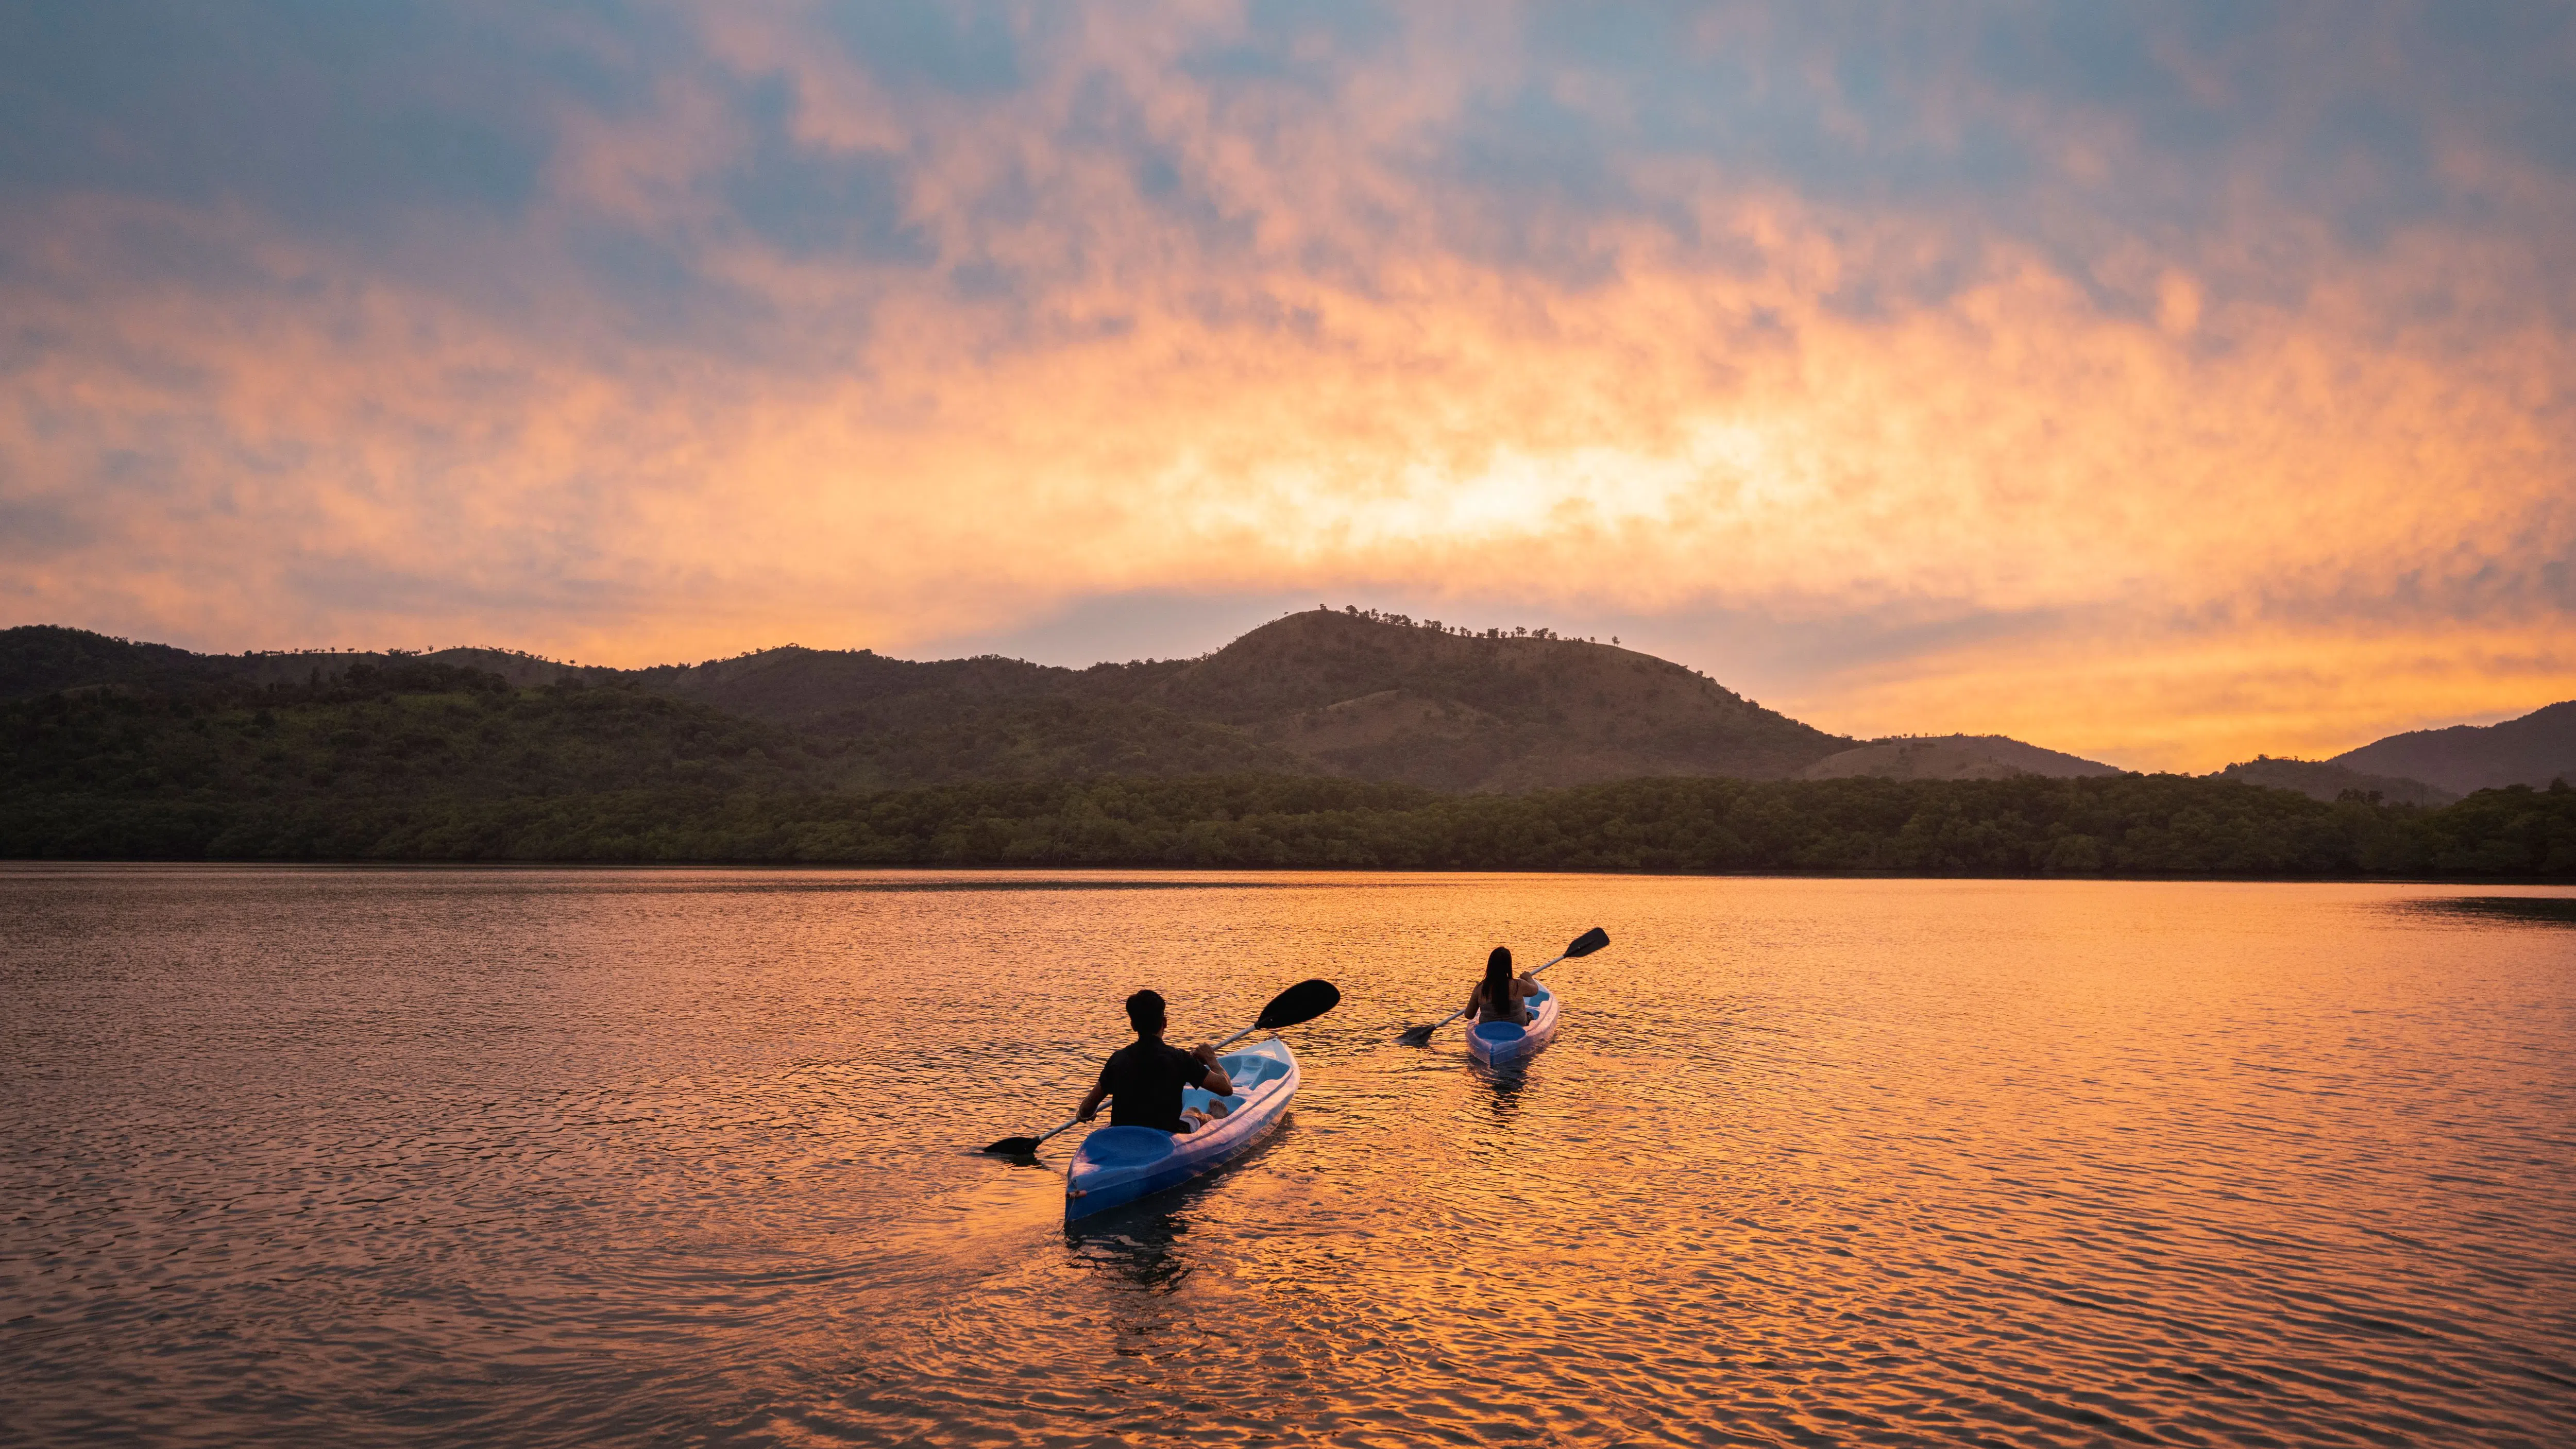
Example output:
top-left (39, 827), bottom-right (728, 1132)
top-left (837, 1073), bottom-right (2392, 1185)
top-left (8, 857), bottom-right (2576, 888)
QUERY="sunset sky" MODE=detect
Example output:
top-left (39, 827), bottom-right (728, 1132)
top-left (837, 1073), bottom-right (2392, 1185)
top-left (5, 3), bottom-right (2572, 771)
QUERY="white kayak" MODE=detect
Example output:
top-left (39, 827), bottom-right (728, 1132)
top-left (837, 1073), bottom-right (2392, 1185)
top-left (1063, 1036), bottom-right (1300, 1221)
top-left (1467, 982), bottom-right (1559, 1066)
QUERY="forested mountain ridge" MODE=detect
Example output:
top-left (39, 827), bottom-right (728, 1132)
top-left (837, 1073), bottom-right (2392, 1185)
top-left (618, 609), bottom-right (1852, 788)
top-left (1142, 610), bottom-right (1850, 787)
top-left (0, 625), bottom-right (250, 698)
top-left (2213, 757), bottom-right (2459, 807)
top-left (6, 676), bottom-right (2570, 876)
top-left (2331, 701), bottom-right (2576, 794)
top-left (1, 657), bottom-right (838, 857)
top-left (3, 611), bottom-right (1848, 790)
top-left (9, 617), bottom-right (2570, 798)
top-left (0, 628), bottom-right (624, 700)
top-left (6, 624), bottom-right (2572, 874)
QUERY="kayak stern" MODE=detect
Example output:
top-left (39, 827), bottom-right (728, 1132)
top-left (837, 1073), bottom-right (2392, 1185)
top-left (1467, 984), bottom-right (1559, 1066)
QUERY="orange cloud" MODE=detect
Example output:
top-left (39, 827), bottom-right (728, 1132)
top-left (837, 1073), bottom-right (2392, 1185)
top-left (3, 4), bottom-right (2571, 770)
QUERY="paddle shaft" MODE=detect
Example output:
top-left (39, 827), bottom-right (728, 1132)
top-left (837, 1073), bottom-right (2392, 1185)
top-left (990, 978), bottom-right (1338, 1154)
top-left (1414, 948), bottom-right (1574, 1037)
top-left (989, 1030), bottom-right (1232, 1154)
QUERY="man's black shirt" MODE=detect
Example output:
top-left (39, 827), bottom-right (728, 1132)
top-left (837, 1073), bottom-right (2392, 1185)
top-left (1097, 1039), bottom-right (1211, 1133)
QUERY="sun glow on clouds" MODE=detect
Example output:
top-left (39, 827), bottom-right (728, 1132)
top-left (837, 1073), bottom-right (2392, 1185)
top-left (3, 3), bottom-right (2573, 770)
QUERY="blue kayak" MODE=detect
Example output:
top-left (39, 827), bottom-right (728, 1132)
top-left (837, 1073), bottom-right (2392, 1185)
top-left (1467, 981), bottom-right (1559, 1066)
top-left (1063, 1036), bottom-right (1299, 1221)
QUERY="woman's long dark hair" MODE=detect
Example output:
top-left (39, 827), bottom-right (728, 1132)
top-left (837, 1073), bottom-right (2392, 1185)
top-left (1481, 946), bottom-right (1514, 1014)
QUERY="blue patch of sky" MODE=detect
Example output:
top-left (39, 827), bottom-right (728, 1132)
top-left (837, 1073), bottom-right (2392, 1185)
top-left (0, 2), bottom-right (616, 225)
top-left (821, 0), bottom-right (1049, 96)
top-left (1425, 3), bottom-right (2566, 308)
top-left (1172, 2), bottom-right (1392, 117)
top-left (4, 3), bottom-right (2570, 346)
top-left (945, 256), bottom-right (1023, 304)
top-left (1176, 1), bottom-right (1391, 90)
top-left (0, 499), bottom-right (96, 559)
top-left (555, 222), bottom-right (805, 356)
top-left (1245, 0), bottom-right (1396, 48)
top-left (1413, 14), bottom-right (2050, 287)
top-left (1060, 70), bottom-right (1264, 262)
top-left (722, 77), bottom-right (934, 263)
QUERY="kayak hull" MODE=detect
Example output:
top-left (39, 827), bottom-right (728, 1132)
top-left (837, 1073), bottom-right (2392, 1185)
top-left (1467, 983), bottom-right (1558, 1066)
top-left (1064, 1035), bottom-right (1298, 1221)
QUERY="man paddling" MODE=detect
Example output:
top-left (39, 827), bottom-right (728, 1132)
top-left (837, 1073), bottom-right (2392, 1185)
top-left (1077, 989), bottom-right (1236, 1135)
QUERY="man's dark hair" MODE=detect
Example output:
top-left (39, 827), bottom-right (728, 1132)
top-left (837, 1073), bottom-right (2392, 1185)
top-left (1125, 989), bottom-right (1167, 1035)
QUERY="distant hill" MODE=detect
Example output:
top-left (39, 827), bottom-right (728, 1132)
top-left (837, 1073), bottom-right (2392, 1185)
top-left (2211, 757), bottom-right (2458, 807)
top-left (0, 625), bottom-right (243, 698)
top-left (2330, 701), bottom-right (2576, 794)
top-left (0, 612), bottom-right (1852, 791)
top-left (1140, 610), bottom-right (1851, 789)
top-left (1798, 734), bottom-right (2122, 782)
top-left (621, 610), bottom-right (1852, 788)
top-left (0, 655), bottom-right (846, 859)
top-left (0, 627), bottom-right (618, 700)
top-left (7, 623), bottom-right (2573, 875)
top-left (21, 616), bottom-right (2567, 800)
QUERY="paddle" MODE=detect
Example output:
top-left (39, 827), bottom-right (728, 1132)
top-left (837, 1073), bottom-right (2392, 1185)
top-left (981, 977), bottom-right (1342, 1154)
top-left (1395, 926), bottom-right (1608, 1046)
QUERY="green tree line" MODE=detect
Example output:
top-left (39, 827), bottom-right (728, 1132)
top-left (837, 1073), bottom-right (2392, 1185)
top-left (6, 668), bottom-right (2571, 874)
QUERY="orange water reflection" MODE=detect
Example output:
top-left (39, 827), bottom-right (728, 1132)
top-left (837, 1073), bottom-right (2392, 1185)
top-left (2, 867), bottom-right (2571, 1446)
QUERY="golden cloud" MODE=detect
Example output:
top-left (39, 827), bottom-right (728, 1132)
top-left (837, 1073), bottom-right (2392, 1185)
top-left (4, 5), bottom-right (2571, 770)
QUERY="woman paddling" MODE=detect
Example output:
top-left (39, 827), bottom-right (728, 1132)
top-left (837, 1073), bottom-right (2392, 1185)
top-left (1463, 946), bottom-right (1541, 1028)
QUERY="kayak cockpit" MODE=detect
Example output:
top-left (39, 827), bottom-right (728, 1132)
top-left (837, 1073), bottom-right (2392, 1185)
top-left (1182, 1042), bottom-right (1291, 1116)
top-left (1470, 985), bottom-right (1548, 1038)
top-left (1065, 1036), bottom-right (1301, 1221)
top-left (1468, 985), bottom-right (1557, 1065)
top-left (1073, 1126), bottom-right (1177, 1167)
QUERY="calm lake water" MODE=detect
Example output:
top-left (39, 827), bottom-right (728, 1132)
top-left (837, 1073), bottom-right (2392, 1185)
top-left (5, 866), bottom-right (2573, 1447)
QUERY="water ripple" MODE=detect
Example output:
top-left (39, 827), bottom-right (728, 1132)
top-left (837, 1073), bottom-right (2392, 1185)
top-left (4, 868), bottom-right (2572, 1446)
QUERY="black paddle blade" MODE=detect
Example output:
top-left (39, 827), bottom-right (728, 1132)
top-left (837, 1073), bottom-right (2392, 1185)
top-left (1255, 978), bottom-right (1341, 1031)
top-left (981, 1136), bottom-right (1041, 1155)
top-left (1564, 926), bottom-right (1610, 958)
top-left (1394, 1023), bottom-right (1435, 1046)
